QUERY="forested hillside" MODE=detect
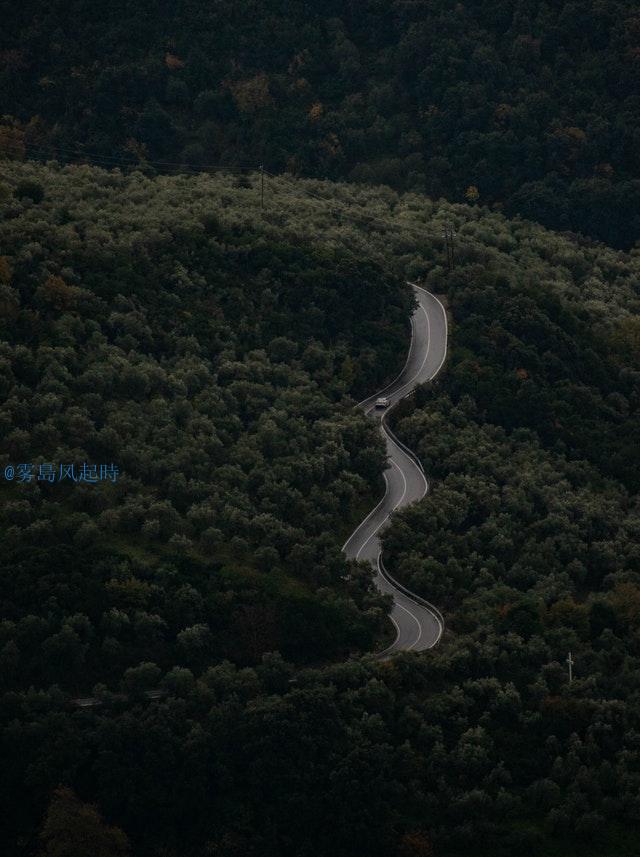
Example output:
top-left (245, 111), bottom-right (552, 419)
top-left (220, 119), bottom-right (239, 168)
top-left (383, 272), bottom-right (640, 855)
top-left (0, 161), bottom-right (417, 691)
top-left (3, 1), bottom-right (640, 247)
top-left (2, 161), bottom-right (640, 856)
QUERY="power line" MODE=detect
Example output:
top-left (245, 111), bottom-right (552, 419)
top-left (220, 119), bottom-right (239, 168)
top-left (0, 138), bottom-right (257, 173)
top-left (443, 222), bottom-right (456, 273)
top-left (1, 139), bottom-right (460, 256)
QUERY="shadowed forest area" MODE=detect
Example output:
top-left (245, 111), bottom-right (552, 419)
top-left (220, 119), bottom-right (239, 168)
top-left (3, 1), bottom-right (640, 247)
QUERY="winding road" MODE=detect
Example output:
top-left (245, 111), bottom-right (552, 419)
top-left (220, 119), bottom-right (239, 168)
top-left (342, 285), bottom-right (448, 655)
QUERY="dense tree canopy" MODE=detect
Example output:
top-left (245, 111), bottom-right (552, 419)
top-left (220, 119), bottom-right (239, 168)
top-left (0, 161), bottom-right (416, 692)
top-left (383, 226), bottom-right (640, 856)
top-left (3, 1), bottom-right (640, 246)
top-left (2, 161), bottom-right (640, 856)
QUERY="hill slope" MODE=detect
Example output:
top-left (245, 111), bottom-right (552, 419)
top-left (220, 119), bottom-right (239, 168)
top-left (0, 161), bottom-right (418, 687)
top-left (1, 161), bottom-right (640, 856)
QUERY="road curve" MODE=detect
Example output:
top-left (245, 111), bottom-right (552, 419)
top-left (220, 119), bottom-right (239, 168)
top-left (342, 285), bottom-right (448, 655)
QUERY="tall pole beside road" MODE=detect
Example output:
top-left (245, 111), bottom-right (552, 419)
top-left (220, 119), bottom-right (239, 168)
top-left (567, 651), bottom-right (574, 683)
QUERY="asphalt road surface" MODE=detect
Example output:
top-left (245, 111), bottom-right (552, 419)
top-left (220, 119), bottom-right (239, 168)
top-left (342, 285), bottom-right (448, 655)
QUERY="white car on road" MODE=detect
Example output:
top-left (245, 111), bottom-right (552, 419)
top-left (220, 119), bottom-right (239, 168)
top-left (375, 396), bottom-right (390, 409)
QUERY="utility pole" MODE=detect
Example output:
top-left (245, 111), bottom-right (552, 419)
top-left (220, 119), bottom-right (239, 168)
top-left (260, 163), bottom-right (264, 210)
top-left (567, 651), bottom-right (574, 683)
top-left (442, 226), bottom-right (448, 272)
top-left (449, 222), bottom-right (456, 270)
